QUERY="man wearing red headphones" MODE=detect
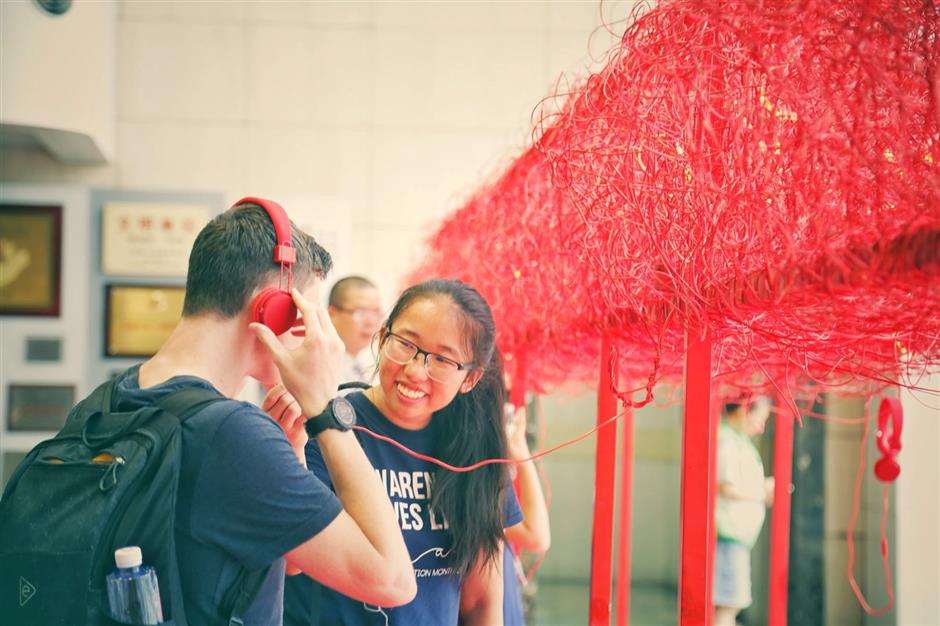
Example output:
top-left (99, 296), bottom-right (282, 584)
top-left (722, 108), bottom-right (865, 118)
top-left (113, 199), bottom-right (416, 624)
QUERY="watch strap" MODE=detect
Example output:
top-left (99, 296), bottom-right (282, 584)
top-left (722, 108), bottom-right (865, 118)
top-left (304, 397), bottom-right (355, 438)
top-left (304, 401), bottom-right (336, 439)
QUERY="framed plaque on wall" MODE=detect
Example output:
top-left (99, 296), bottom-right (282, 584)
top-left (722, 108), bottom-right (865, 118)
top-left (0, 204), bottom-right (62, 316)
top-left (101, 202), bottom-right (209, 277)
top-left (105, 284), bottom-right (185, 357)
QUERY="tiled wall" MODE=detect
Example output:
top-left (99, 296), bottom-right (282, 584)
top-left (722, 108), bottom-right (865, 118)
top-left (0, 0), bottom-right (638, 304)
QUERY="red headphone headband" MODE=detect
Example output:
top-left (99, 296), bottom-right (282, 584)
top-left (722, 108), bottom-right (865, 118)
top-left (234, 196), bottom-right (297, 266)
top-left (234, 196), bottom-right (299, 335)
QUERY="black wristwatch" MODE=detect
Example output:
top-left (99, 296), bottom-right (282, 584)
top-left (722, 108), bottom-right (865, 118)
top-left (304, 397), bottom-right (357, 438)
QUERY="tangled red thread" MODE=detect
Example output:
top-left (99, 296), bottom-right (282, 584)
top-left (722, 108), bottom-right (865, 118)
top-left (409, 0), bottom-right (940, 404)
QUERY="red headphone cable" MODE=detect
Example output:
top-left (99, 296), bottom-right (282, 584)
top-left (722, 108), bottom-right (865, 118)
top-left (351, 406), bottom-right (624, 473)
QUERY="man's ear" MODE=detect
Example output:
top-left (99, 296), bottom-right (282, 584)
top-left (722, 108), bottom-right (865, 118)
top-left (460, 368), bottom-right (485, 394)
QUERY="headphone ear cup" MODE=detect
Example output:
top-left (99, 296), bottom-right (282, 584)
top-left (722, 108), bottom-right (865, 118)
top-left (874, 455), bottom-right (901, 482)
top-left (251, 288), bottom-right (297, 336)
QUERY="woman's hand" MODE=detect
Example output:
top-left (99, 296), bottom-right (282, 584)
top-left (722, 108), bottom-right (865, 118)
top-left (506, 404), bottom-right (530, 461)
top-left (262, 383), bottom-right (307, 466)
top-left (503, 402), bottom-right (552, 554)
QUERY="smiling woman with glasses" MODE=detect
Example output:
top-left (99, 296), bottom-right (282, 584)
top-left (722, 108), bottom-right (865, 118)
top-left (286, 279), bottom-right (520, 626)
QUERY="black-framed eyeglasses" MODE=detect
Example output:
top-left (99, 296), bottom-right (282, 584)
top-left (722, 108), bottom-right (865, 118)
top-left (381, 331), bottom-right (475, 384)
top-left (334, 306), bottom-right (384, 324)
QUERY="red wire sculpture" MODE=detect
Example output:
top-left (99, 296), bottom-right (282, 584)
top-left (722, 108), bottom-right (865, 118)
top-left (402, 2), bottom-right (938, 622)
top-left (410, 0), bottom-right (939, 401)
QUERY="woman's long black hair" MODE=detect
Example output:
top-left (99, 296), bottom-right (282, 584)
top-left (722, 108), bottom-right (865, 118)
top-left (382, 279), bottom-right (509, 575)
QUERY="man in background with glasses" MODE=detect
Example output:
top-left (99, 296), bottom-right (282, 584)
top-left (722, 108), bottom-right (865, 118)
top-left (328, 276), bottom-right (384, 383)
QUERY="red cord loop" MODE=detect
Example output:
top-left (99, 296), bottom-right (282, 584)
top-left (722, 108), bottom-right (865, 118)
top-left (873, 396), bottom-right (903, 482)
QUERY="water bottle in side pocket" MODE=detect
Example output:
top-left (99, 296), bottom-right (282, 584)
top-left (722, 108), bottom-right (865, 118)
top-left (106, 546), bottom-right (164, 624)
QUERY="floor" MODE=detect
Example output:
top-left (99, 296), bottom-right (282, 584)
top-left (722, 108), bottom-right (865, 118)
top-left (529, 580), bottom-right (677, 626)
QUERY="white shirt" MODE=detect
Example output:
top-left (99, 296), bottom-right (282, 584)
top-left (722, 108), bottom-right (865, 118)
top-left (340, 352), bottom-right (370, 385)
top-left (715, 422), bottom-right (766, 548)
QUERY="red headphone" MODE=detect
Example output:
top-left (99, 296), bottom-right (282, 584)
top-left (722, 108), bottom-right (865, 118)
top-left (873, 396), bottom-right (903, 482)
top-left (234, 196), bottom-right (298, 336)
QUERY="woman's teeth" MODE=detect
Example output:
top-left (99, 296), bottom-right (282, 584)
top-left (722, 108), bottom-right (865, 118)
top-left (397, 383), bottom-right (426, 400)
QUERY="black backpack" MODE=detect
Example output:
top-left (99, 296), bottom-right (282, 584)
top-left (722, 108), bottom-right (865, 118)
top-left (0, 377), bottom-right (265, 625)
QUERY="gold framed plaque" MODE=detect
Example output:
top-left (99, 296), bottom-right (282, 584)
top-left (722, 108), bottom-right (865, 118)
top-left (105, 284), bottom-right (185, 357)
top-left (0, 204), bottom-right (62, 316)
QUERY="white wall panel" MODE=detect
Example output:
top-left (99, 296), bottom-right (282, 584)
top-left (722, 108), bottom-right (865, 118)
top-left (120, 21), bottom-right (247, 121)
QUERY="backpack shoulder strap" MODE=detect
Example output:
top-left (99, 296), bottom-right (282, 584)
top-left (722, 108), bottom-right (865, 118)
top-left (224, 567), bottom-right (271, 626)
top-left (155, 386), bottom-right (227, 421)
top-left (148, 385), bottom-right (226, 626)
top-left (56, 378), bottom-right (117, 439)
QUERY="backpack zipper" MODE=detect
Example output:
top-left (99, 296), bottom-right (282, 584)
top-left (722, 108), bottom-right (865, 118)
top-left (98, 456), bottom-right (125, 492)
top-left (92, 430), bottom-right (163, 587)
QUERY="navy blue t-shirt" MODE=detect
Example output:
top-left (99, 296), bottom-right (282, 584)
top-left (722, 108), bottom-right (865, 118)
top-left (503, 545), bottom-right (525, 625)
top-left (302, 392), bottom-right (522, 625)
top-left (114, 367), bottom-right (343, 626)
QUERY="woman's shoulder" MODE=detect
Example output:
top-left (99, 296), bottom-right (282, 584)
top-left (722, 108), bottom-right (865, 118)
top-left (346, 391), bottom-right (385, 427)
top-left (346, 391), bottom-right (440, 460)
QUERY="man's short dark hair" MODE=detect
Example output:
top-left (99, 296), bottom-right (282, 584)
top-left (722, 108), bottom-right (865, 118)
top-left (328, 275), bottom-right (377, 308)
top-left (723, 395), bottom-right (771, 417)
top-left (182, 201), bottom-right (332, 317)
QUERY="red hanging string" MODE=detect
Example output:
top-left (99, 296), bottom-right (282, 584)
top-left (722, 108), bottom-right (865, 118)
top-left (845, 397), bottom-right (896, 615)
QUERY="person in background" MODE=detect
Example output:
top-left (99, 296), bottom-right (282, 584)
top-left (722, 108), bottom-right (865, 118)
top-left (328, 276), bottom-right (384, 383)
top-left (713, 396), bottom-right (775, 626)
top-left (502, 399), bottom-right (551, 625)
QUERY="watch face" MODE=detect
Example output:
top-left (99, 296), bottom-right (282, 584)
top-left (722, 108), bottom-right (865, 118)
top-left (333, 398), bottom-right (356, 428)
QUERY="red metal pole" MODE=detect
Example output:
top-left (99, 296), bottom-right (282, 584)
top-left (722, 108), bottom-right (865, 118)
top-left (615, 405), bottom-right (635, 625)
top-left (678, 324), bottom-right (716, 626)
top-left (768, 401), bottom-right (795, 626)
top-left (589, 335), bottom-right (619, 626)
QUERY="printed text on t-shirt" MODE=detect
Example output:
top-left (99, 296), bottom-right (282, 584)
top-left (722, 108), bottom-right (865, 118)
top-left (375, 469), bottom-right (450, 531)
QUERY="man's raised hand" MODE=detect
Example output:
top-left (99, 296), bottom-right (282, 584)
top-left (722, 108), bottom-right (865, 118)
top-left (251, 288), bottom-right (343, 417)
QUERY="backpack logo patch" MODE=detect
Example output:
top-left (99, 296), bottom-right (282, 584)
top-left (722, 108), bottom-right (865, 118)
top-left (19, 576), bottom-right (37, 606)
